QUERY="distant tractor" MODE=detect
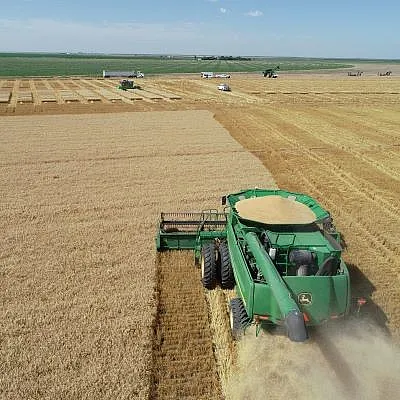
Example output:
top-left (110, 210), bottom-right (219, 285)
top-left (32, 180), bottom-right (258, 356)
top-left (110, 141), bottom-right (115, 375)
top-left (263, 66), bottom-right (279, 78)
top-left (118, 80), bottom-right (140, 90)
top-left (348, 71), bottom-right (363, 76)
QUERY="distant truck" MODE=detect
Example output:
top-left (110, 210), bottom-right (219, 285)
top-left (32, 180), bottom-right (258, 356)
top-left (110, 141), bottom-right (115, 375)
top-left (103, 70), bottom-right (144, 78)
top-left (201, 72), bottom-right (214, 78)
top-left (217, 83), bottom-right (231, 91)
top-left (201, 72), bottom-right (231, 78)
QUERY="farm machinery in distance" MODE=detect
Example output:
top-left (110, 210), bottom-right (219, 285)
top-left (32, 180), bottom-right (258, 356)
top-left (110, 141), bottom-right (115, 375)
top-left (118, 80), bottom-right (141, 91)
top-left (263, 66), bottom-right (279, 78)
top-left (156, 188), bottom-right (352, 342)
top-left (217, 83), bottom-right (231, 91)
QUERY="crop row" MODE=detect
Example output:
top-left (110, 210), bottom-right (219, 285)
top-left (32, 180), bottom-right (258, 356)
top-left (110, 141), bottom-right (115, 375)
top-left (0, 54), bottom-right (353, 77)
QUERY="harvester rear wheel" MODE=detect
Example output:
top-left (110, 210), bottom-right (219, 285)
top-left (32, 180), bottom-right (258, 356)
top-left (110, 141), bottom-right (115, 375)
top-left (229, 298), bottom-right (252, 340)
top-left (219, 242), bottom-right (235, 289)
top-left (201, 242), bottom-right (217, 289)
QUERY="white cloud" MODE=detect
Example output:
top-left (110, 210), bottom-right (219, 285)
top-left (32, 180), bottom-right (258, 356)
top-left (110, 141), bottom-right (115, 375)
top-left (220, 8), bottom-right (227, 14)
top-left (246, 10), bottom-right (263, 17)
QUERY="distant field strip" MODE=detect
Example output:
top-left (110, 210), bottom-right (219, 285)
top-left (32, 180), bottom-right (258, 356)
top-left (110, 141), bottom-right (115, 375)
top-left (0, 53), bottom-right (354, 77)
top-left (0, 79), bottom-right (185, 108)
top-left (0, 90), bottom-right (11, 103)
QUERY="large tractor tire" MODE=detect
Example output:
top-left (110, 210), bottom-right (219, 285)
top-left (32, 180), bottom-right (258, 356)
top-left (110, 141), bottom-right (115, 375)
top-left (229, 298), bottom-right (252, 340)
top-left (219, 242), bottom-right (235, 289)
top-left (201, 242), bottom-right (218, 289)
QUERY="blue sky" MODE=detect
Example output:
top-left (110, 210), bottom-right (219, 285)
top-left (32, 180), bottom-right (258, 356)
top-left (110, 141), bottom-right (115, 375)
top-left (0, 0), bottom-right (399, 58)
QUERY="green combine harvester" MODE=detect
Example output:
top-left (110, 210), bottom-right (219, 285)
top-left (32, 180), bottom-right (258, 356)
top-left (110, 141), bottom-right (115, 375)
top-left (263, 65), bottom-right (279, 78)
top-left (156, 189), bottom-right (351, 342)
top-left (117, 79), bottom-right (140, 90)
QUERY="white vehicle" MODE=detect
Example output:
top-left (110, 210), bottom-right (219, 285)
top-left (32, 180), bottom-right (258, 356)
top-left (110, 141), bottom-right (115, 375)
top-left (201, 72), bottom-right (214, 78)
top-left (214, 73), bottom-right (231, 78)
top-left (217, 83), bottom-right (231, 91)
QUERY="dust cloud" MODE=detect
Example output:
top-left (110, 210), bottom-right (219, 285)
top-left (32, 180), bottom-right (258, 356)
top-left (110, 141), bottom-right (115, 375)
top-left (226, 318), bottom-right (400, 400)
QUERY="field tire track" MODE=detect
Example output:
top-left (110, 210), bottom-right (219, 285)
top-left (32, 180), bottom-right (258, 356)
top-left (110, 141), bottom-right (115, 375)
top-left (232, 109), bottom-right (400, 256)
top-left (151, 251), bottom-right (223, 400)
top-left (273, 107), bottom-right (400, 182)
top-left (214, 106), bottom-right (400, 336)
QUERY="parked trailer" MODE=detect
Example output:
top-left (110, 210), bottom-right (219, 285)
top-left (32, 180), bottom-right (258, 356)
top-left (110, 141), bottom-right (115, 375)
top-left (103, 70), bottom-right (144, 78)
top-left (201, 72), bottom-right (231, 78)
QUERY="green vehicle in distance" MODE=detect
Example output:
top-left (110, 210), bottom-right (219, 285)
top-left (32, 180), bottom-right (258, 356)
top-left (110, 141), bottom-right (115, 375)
top-left (156, 188), bottom-right (351, 342)
top-left (117, 79), bottom-right (141, 90)
top-left (263, 65), bottom-right (279, 78)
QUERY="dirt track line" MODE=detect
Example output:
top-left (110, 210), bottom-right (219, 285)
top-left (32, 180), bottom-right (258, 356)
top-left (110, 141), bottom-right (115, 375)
top-left (277, 108), bottom-right (400, 182)
top-left (284, 132), bottom-right (400, 222)
top-left (271, 121), bottom-right (400, 225)
top-left (316, 107), bottom-right (400, 140)
top-left (278, 164), bottom-right (400, 330)
top-left (293, 163), bottom-right (398, 264)
top-left (252, 114), bottom-right (400, 258)
top-left (237, 120), bottom-right (400, 330)
top-left (0, 149), bottom-right (250, 168)
top-left (151, 251), bottom-right (223, 399)
top-left (7, 80), bottom-right (19, 110)
top-left (195, 80), bottom-right (260, 104)
top-left (220, 108), bottom-right (399, 262)
top-left (244, 108), bottom-right (400, 222)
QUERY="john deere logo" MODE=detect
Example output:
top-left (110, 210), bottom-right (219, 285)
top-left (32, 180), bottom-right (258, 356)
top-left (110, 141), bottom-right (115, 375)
top-left (298, 293), bottom-right (312, 305)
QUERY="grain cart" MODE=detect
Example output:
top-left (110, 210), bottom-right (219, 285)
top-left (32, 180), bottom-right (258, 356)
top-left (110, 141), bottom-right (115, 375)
top-left (156, 189), bottom-right (351, 342)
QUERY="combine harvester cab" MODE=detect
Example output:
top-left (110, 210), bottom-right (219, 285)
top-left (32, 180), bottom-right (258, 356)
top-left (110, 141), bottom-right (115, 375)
top-left (156, 189), bottom-right (351, 342)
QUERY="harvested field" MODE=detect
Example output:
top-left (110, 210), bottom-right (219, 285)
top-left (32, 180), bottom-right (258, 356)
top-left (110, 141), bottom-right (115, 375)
top-left (1, 71), bottom-right (400, 399)
top-left (0, 78), bottom-right (182, 112)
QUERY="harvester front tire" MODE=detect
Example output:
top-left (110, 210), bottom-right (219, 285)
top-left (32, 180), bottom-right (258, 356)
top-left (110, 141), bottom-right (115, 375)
top-left (219, 242), bottom-right (235, 289)
top-left (201, 243), bottom-right (217, 289)
top-left (229, 298), bottom-right (251, 340)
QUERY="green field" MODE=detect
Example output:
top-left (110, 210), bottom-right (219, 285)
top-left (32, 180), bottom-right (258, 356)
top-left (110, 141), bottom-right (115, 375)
top-left (0, 53), bottom-right (361, 77)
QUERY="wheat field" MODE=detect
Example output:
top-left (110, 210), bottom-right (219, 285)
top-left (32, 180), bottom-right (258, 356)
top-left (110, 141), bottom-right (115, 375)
top-left (1, 72), bottom-right (400, 399)
top-left (0, 110), bottom-right (274, 399)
